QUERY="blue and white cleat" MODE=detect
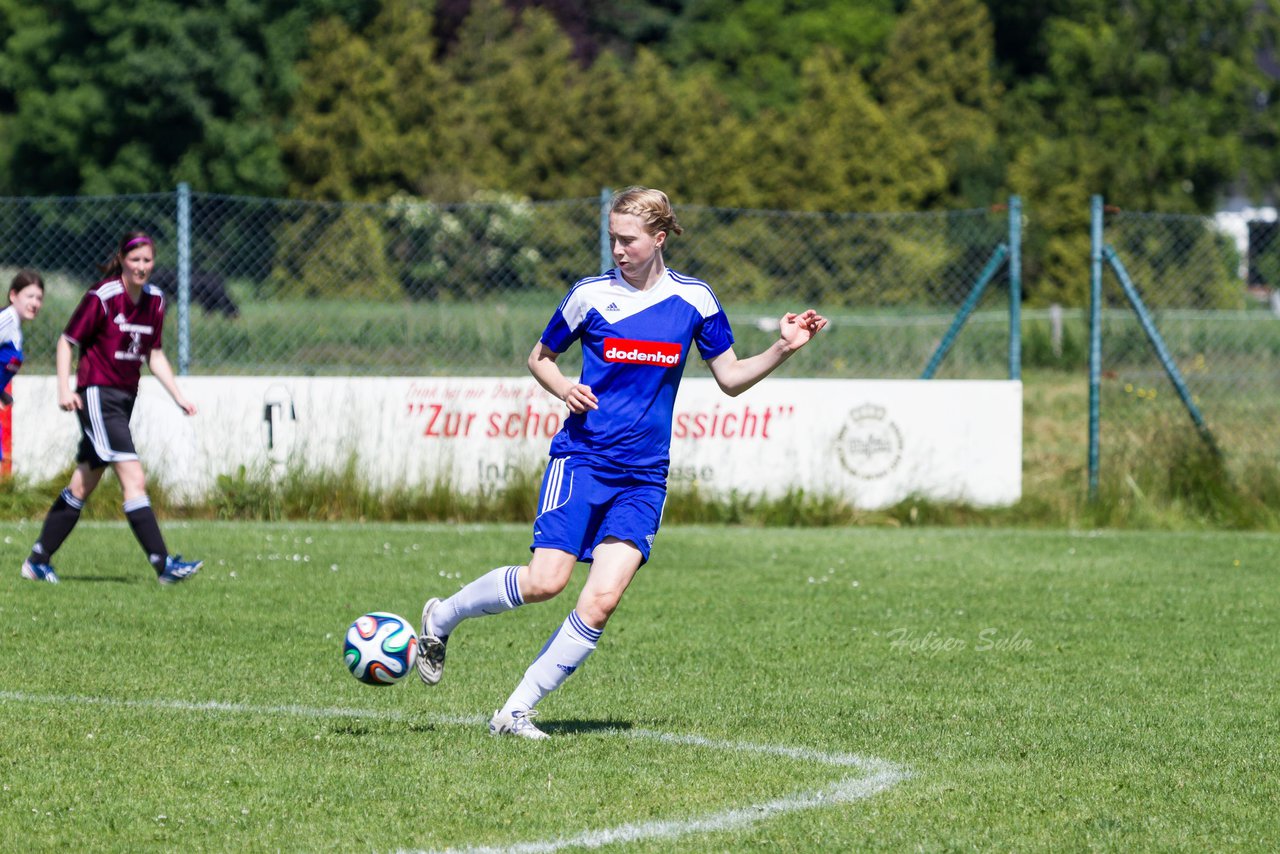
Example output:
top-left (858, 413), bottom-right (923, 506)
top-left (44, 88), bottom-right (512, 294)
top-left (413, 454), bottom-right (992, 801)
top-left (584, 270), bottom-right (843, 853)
top-left (158, 555), bottom-right (203, 585)
top-left (489, 708), bottom-right (548, 740)
top-left (20, 560), bottom-right (60, 584)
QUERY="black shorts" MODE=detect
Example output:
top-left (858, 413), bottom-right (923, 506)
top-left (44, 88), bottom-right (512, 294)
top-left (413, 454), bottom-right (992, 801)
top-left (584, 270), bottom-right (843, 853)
top-left (76, 385), bottom-right (139, 469)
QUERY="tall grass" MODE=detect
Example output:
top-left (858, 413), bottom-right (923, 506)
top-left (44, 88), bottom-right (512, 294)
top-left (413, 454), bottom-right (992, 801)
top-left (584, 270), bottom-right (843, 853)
top-left (1081, 419), bottom-right (1280, 529)
top-left (209, 458), bottom-right (542, 523)
top-left (5, 440), bottom-right (1279, 533)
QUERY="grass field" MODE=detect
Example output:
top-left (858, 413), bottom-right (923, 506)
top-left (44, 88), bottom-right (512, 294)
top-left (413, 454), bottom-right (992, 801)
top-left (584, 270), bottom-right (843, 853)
top-left (1, 521), bottom-right (1277, 852)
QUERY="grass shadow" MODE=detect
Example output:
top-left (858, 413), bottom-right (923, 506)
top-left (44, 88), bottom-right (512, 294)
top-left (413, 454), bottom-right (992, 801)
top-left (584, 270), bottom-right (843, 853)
top-left (542, 718), bottom-right (635, 736)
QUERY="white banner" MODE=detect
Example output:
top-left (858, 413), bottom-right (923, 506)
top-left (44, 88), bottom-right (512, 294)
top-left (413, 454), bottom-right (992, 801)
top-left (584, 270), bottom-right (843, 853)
top-left (11, 376), bottom-right (1021, 509)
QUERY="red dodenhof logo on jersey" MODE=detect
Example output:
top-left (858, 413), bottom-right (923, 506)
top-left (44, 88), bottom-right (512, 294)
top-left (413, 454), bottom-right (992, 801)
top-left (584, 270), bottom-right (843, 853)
top-left (602, 337), bottom-right (683, 367)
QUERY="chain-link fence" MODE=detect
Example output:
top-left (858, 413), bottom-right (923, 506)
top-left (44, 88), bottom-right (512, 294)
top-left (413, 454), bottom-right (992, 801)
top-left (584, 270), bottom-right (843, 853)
top-left (7, 187), bottom-right (1280, 483)
top-left (1095, 207), bottom-right (1280, 480)
top-left (1, 189), bottom-right (1015, 380)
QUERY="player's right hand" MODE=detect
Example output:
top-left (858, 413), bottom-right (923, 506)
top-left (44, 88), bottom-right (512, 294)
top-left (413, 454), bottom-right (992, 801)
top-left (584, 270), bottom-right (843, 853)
top-left (562, 383), bottom-right (598, 414)
top-left (59, 391), bottom-right (82, 411)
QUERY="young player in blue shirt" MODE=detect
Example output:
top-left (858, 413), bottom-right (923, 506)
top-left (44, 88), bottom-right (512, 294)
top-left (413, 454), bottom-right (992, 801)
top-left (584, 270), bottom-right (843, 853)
top-left (417, 187), bottom-right (828, 739)
top-left (1, 270), bottom-right (46, 462)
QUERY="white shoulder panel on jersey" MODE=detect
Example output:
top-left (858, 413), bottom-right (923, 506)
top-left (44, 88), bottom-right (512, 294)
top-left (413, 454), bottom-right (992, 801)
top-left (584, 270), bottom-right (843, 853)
top-left (667, 270), bottom-right (723, 319)
top-left (559, 269), bottom-right (724, 329)
top-left (95, 280), bottom-right (124, 305)
top-left (145, 284), bottom-right (165, 305)
top-left (557, 274), bottom-right (616, 330)
top-left (0, 306), bottom-right (20, 347)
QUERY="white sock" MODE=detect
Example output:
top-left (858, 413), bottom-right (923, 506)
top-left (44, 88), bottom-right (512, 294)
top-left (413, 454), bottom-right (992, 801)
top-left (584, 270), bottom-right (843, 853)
top-left (430, 565), bottom-right (524, 637)
top-left (500, 610), bottom-right (602, 715)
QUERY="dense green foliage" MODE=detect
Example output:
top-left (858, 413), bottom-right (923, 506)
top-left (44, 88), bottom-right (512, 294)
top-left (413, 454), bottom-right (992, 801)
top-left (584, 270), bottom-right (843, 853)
top-left (0, 0), bottom-right (380, 196)
top-left (2, 0), bottom-right (1278, 305)
top-left (661, 0), bottom-right (898, 114)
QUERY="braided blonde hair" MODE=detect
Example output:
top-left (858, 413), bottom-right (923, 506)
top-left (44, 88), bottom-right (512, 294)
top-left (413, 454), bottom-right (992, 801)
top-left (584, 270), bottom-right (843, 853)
top-left (610, 187), bottom-right (684, 237)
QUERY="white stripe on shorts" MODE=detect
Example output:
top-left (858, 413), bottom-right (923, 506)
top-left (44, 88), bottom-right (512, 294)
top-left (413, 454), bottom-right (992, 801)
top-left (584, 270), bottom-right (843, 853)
top-left (538, 456), bottom-right (571, 516)
top-left (85, 386), bottom-right (138, 464)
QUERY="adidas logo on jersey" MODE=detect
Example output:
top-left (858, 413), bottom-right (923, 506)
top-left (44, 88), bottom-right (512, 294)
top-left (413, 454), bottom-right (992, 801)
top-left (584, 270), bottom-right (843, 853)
top-left (603, 337), bottom-right (682, 367)
top-left (605, 302), bottom-right (620, 312)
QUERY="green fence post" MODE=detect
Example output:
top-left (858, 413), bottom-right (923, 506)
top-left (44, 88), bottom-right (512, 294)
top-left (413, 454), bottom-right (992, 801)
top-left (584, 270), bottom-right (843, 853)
top-left (177, 182), bottom-right (191, 376)
top-left (600, 187), bottom-right (612, 274)
top-left (1088, 195), bottom-right (1104, 502)
top-left (1008, 196), bottom-right (1022, 380)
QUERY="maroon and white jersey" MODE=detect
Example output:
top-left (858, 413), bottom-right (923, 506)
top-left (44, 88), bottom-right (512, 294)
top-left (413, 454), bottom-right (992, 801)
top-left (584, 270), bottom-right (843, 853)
top-left (63, 278), bottom-right (166, 394)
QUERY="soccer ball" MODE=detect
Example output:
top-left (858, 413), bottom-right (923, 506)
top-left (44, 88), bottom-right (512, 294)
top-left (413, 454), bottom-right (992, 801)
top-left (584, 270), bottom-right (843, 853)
top-left (343, 611), bottom-right (418, 685)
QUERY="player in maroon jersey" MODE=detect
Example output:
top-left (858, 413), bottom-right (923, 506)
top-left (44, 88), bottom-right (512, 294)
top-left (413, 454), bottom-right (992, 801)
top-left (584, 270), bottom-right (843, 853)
top-left (21, 232), bottom-right (204, 585)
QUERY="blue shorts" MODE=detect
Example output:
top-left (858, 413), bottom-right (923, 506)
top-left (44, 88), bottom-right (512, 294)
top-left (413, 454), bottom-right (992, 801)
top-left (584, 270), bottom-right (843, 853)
top-left (531, 455), bottom-right (666, 564)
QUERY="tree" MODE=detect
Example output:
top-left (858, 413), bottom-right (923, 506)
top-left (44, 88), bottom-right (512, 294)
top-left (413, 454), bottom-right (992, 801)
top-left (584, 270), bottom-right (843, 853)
top-left (435, 0), bottom-right (689, 64)
top-left (983, 0), bottom-right (1083, 80)
top-left (272, 204), bottom-right (400, 300)
top-left (754, 48), bottom-right (945, 212)
top-left (875, 0), bottom-right (1003, 207)
top-left (283, 0), bottom-right (450, 201)
top-left (1002, 0), bottom-right (1280, 305)
top-left (661, 0), bottom-right (897, 115)
top-left (435, 0), bottom-right (592, 198)
top-left (0, 0), bottom-right (377, 196)
top-left (573, 48), bottom-right (756, 205)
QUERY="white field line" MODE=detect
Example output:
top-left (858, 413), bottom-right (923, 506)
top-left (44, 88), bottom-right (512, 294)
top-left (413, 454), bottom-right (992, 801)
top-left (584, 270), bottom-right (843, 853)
top-left (407, 769), bottom-right (905, 854)
top-left (0, 689), bottom-right (482, 726)
top-left (0, 691), bottom-right (909, 852)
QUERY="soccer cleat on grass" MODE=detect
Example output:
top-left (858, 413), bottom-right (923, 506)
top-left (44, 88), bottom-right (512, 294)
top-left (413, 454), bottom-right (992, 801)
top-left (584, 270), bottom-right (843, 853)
top-left (158, 555), bottom-right (203, 585)
top-left (20, 560), bottom-right (60, 584)
top-left (489, 708), bottom-right (548, 740)
top-left (417, 597), bottom-right (448, 685)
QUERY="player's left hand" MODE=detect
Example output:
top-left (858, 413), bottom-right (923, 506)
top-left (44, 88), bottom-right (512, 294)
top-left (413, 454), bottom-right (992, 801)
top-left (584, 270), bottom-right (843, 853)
top-left (779, 309), bottom-right (828, 351)
top-left (176, 398), bottom-right (197, 416)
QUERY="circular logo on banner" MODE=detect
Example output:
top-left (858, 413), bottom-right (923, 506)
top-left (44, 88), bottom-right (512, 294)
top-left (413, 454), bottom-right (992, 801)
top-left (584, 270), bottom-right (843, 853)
top-left (836, 403), bottom-right (903, 479)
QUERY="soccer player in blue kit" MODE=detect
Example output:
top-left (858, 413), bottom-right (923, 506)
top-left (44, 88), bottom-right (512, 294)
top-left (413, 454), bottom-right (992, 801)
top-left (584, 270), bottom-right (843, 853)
top-left (417, 187), bottom-right (828, 739)
top-left (1, 270), bottom-right (46, 453)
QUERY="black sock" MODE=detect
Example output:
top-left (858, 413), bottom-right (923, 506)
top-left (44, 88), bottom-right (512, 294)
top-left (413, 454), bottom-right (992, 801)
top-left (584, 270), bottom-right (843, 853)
top-left (123, 495), bottom-right (168, 573)
top-left (28, 489), bottom-right (84, 565)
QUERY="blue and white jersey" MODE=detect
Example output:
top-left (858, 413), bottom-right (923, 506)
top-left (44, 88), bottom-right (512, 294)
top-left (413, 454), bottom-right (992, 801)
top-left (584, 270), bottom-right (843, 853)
top-left (540, 268), bottom-right (734, 473)
top-left (0, 305), bottom-right (23, 391)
